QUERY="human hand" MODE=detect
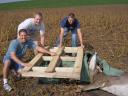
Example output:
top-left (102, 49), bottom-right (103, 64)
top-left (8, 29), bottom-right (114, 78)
top-left (41, 43), bottom-right (44, 47)
top-left (38, 41), bottom-right (44, 47)
top-left (80, 44), bottom-right (84, 48)
top-left (23, 63), bottom-right (31, 67)
top-left (58, 43), bottom-right (63, 48)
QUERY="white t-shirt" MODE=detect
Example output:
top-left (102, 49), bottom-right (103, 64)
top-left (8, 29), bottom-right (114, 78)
top-left (18, 18), bottom-right (45, 39)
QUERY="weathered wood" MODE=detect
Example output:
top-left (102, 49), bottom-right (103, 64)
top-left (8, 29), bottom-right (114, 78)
top-left (32, 67), bottom-right (73, 72)
top-left (22, 68), bottom-right (80, 79)
top-left (22, 53), bottom-right (43, 71)
top-left (45, 47), bottom-right (64, 73)
top-left (21, 47), bottom-right (84, 80)
top-left (22, 46), bottom-right (50, 72)
top-left (78, 82), bottom-right (106, 91)
top-left (73, 47), bottom-right (83, 74)
top-left (50, 47), bottom-right (78, 53)
top-left (64, 47), bottom-right (78, 53)
top-left (42, 56), bottom-right (76, 61)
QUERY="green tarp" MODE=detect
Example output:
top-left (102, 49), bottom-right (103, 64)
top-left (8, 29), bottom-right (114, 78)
top-left (38, 51), bottom-right (124, 84)
top-left (80, 51), bottom-right (124, 82)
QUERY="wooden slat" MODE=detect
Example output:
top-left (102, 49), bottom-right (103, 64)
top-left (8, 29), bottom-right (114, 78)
top-left (42, 56), bottom-right (76, 61)
top-left (78, 82), bottom-right (106, 91)
top-left (32, 67), bottom-right (73, 72)
top-left (22, 53), bottom-right (43, 71)
top-left (50, 47), bottom-right (78, 53)
top-left (73, 47), bottom-right (83, 74)
top-left (21, 71), bottom-right (80, 80)
top-left (21, 47), bottom-right (84, 80)
top-left (49, 47), bottom-right (58, 52)
top-left (64, 47), bottom-right (78, 53)
top-left (45, 47), bottom-right (64, 73)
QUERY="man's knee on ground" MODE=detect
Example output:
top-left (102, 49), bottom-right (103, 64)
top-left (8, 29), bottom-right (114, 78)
top-left (3, 60), bottom-right (11, 69)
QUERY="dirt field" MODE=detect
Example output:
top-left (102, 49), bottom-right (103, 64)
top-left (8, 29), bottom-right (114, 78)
top-left (0, 5), bottom-right (128, 96)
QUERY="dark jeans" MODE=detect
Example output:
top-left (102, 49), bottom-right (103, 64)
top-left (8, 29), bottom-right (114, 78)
top-left (56, 28), bottom-right (78, 47)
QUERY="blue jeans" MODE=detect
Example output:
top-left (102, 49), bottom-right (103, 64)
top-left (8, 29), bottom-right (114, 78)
top-left (56, 28), bottom-right (78, 47)
top-left (3, 56), bottom-right (23, 71)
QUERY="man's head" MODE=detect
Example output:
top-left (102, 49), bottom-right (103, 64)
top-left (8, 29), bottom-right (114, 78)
top-left (68, 13), bottom-right (75, 24)
top-left (34, 12), bottom-right (43, 25)
top-left (18, 29), bottom-right (28, 43)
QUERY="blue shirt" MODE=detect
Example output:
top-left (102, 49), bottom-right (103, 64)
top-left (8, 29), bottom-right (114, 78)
top-left (4, 39), bottom-right (36, 60)
top-left (60, 17), bottom-right (80, 30)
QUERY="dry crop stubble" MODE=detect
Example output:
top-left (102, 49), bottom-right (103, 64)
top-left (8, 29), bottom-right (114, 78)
top-left (0, 5), bottom-right (128, 95)
top-left (0, 6), bottom-right (127, 68)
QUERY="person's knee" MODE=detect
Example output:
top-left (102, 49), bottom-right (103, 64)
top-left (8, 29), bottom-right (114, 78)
top-left (72, 34), bottom-right (77, 41)
top-left (71, 34), bottom-right (78, 47)
top-left (3, 60), bottom-right (11, 69)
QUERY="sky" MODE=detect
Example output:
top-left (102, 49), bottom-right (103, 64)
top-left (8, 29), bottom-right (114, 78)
top-left (0, 0), bottom-right (29, 4)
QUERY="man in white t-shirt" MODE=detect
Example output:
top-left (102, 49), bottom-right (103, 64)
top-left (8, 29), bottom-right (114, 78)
top-left (18, 12), bottom-right (45, 47)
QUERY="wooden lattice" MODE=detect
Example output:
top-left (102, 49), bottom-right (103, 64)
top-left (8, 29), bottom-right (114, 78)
top-left (21, 47), bottom-right (84, 80)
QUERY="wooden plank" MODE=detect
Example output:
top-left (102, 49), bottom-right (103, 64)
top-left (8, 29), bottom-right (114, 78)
top-left (22, 53), bottom-right (43, 71)
top-left (73, 47), bottom-right (83, 75)
top-left (32, 67), bottom-right (73, 72)
top-left (21, 71), bottom-right (80, 80)
top-left (22, 46), bottom-right (49, 71)
top-left (78, 82), bottom-right (106, 91)
top-left (50, 47), bottom-right (78, 53)
top-left (49, 47), bottom-right (58, 52)
top-left (64, 47), bottom-right (78, 53)
top-left (42, 56), bottom-right (76, 61)
top-left (45, 47), bottom-right (64, 73)
top-left (21, 47), bottom-right (84, 80)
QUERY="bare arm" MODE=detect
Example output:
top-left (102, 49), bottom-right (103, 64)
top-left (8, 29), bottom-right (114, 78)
top-left (10, 52), bottom-right (30, 67)
top-left (77, 28), bottom-right (84, 48)
top-left (40, 34), bottom-right (45, 47)
top-left (40, 23), bottom-right (45, 47)
top-left (59, 28), bottom-right (64, 47)
top-left (36, 46), bottom-right (56, 56)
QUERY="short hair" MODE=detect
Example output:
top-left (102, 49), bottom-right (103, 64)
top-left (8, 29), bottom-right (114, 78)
top-left (68, 13), bottom-right (75, 18)
top-left (19, 29), bottom-right (27, 35)
top-left (34, 12), bottom-right (43, 17)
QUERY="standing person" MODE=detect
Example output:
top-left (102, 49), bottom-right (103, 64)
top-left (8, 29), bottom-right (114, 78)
top-left (18, 12), bottom-right (45, 47)
top-left (3, 29), bottom-right (56, 92)
top-left (56, 12), bottom-right (84, 48)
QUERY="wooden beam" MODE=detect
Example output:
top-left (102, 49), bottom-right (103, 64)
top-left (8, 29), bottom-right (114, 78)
top-left (22, 46), bottom-right (50, 72)
top-left (21, 69), bottom-right (80, 80)
top-left (32, 67), bottom-right (73, 72)
top-left (49, 47), bottom-right (58, 52)
top-left (22, 53), bottom-right (43, 72)
top-left (20, 47), bottom-right (84, 80)
top-left (45, 47), bottom-right (64, 73)
top-left (22, 71), bottom-right (80, 79)
top-left (50, 47), bottom-right (78, 53)
top-left (64, 47), bottom-right (78, 53)
top-left (42, 56), bottom-right (76, 61)
top-left (73, 47), bottom-right (83, 75)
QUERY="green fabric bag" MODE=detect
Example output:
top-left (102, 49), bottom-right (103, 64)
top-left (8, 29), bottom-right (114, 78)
top-left (80, 51), bottom-right (124, 83)
top-left (38, 51), bottom-right (124, 84)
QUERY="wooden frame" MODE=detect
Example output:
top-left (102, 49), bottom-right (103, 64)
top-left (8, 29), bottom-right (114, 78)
top-left (42, 56), bottom-right (76, 61)
top-left (21, 47), bottom-right (83, 80)
top-left (23, 53), bottom-right (43, 72)
top-left (45, 47), bottom-right (64, 72)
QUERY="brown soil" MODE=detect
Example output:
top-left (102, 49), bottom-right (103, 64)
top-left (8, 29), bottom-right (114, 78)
top-left (0, 5), bottom-right (128, 96)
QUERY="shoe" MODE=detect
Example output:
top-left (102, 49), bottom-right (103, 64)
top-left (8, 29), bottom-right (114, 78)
top-left (3, 83), bottom-right (12, 92)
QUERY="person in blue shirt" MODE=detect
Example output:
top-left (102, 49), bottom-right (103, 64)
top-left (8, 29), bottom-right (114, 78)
top-left (56, 13), bottom-right (84, 47)
top-left (2, 29), bottom-right (56, 92)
